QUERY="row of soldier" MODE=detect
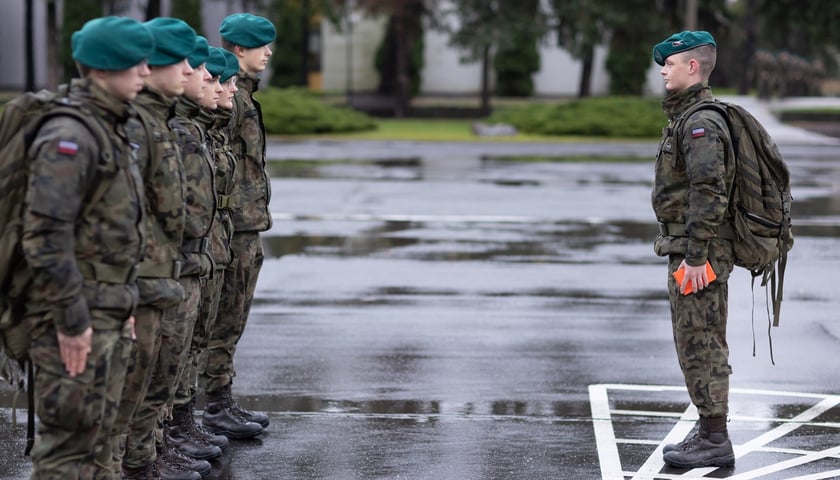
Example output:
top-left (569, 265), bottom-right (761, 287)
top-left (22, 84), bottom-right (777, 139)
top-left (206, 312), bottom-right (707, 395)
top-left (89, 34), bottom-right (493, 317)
top-left (21, 13), bottom-right (276, 480)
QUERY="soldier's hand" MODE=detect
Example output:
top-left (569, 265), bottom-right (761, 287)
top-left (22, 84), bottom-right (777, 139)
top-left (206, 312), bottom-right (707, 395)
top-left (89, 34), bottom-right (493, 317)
top-left (57, 326), bottom-right (93, 377)
top-left (128, 315), bottom-right (136, 341)
top-left (679, 259), bottom-right (710, 294)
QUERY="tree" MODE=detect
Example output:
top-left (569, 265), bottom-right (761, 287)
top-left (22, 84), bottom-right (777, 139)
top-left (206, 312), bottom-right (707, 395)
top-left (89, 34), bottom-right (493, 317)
top-left (442, 0), bottom-right (499, 114)
top-left (493, 0), bottom-right (543, 97)
top-left (171, 0), bottom-right (204, 36)
top-left (339, 0), bottom-right (432, 117)
top-left (550, 0), bottom-right (606, 97)
top-left (61, 0), bottom-right (102, 82)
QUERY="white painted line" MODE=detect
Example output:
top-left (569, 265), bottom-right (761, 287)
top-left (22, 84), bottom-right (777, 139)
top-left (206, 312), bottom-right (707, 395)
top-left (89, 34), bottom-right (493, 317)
top-left (783, 468), bottom-right (840, 480)
top-left (589, 384), bottom-right (623, 480)
top-left (631, 404), bottom-right (697, 479)
top-left (590, 384), bottom-right (840, 479)
top-left (727, 445), bottom-right (840, 480)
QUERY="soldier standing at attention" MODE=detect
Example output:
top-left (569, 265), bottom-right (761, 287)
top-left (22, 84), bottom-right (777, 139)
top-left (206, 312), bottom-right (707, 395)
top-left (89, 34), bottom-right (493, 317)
top-left (114, 17), bottom-right (205, 480)
top-left (22, 16), bottom-right (151, 479)
top-left (202, 13), bottom-right (275, 438)
top-left (193, 51), bottom-right (242, 436)
top-left (651, 31), bottom-right (737, 469)
top-left (166, 41), bottom-right (232, 460)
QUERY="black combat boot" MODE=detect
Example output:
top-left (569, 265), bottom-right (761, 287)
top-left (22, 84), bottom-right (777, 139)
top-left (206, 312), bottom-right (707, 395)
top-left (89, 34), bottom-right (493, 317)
top-left (662, 422), bottom-right (703, 454)
top-left (156, 436), bottom-right (210, 479)
top-left (663, 416), bottom-right (735, 469)
top-left (167, 405), bottom-right (223, 460)
top-left (226, 382), bottom-right (270, 428)
top-left (202, 385), bottom-right (264, 439)
top-left (121, 462), bottom-right (160, 480)
top-left (179, 398), bottom-right (229, 450)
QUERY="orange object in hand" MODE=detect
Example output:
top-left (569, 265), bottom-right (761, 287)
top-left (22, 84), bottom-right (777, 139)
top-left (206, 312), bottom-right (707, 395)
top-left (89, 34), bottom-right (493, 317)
top-left (672, 261), bottom-right (717, 295)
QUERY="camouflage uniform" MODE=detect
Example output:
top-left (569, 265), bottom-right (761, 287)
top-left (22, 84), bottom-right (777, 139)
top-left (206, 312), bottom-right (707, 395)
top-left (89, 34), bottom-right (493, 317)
top-left (192, 108), bottom-right (236, 396)
top-left (22, 78), bottom-right (145, 479)
top-left (204, 71), bottom-right (269, 394)
top-left (652, 83), bottom-right (736, 419)
top-left (109, 86), bottom-right (186, 471)
top-left (169, 96), bottom-right (216, 413)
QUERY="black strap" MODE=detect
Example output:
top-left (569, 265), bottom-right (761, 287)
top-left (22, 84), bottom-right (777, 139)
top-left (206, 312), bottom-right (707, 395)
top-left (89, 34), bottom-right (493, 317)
top-left (25, 359), bottom-right (34, 456)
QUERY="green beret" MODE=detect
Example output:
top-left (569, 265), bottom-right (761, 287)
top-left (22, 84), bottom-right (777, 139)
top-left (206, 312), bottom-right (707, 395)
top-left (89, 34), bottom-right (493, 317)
top-left (220, 49), bottom-right (240, 83)
top-left (653, 30), bottom-right (716, 66)
top-left (188, 36), bottom-right (210, 68)
top-left (205, 47), bottom-right (228, 78)
top-left (144, 17), bottom-right (197, 66)
top-left (72, 17), bottom-right (154, 71)
top-left (219, 13), bottom-right (276, 48)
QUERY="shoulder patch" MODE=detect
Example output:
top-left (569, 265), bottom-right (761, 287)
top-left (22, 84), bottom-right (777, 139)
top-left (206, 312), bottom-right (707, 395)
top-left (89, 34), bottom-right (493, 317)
top-left (57, 140), bottom-right (79, 156)
top-left (691, 127), bottom-right (706, 139)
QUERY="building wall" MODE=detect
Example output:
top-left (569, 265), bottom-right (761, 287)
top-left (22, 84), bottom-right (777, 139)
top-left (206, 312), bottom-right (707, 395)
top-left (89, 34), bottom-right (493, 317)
top-left (321, 14), bottom-right (659, 97)
top-left (0, 1), bottom-right (51, 90)
top-left (1, 1), bottom-right (664, 96)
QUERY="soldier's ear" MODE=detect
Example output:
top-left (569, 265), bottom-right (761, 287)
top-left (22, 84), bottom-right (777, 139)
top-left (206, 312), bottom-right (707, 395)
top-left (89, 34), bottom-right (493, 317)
top-left (234, 45), bottom-right (247, 58)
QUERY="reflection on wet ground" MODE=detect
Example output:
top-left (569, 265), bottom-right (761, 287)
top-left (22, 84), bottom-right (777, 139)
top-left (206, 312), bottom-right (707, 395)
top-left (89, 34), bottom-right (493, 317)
top-left (2, 153), bottom-right (840, 479)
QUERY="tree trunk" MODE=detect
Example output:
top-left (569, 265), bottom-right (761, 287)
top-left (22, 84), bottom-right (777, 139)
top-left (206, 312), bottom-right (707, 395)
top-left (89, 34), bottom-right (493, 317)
top-left (738, 0), bottom-right (755, 95)
top-left (146, 0), bottom-right (161, 20)
top-left (480, 43), bottom-right (491, 116)
top-left (393, 8), bottom-right (408, 118)
top-left (301, 0), bottom-right (310, 87)
top-left (47, 0), bottom-right (60, 89)
top-left (578, 44), bottom-right (594, 98)
top-left (25, 0), bottom-right (35, 91)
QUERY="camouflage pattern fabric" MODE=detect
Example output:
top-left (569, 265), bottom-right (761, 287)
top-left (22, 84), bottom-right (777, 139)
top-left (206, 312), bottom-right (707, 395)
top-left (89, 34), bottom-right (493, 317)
top-left (158, 275), bottom-right (201, 424)
top-left (20, 78), bottom-right (144, 479)
top-left (652, 83), bottom-right (736, 419)
top-left (174, 96), bottom-right (216, 279)
top-left (127, 87), bottom-right (186, 311)
top-left (105, 305), bottom-right (163, 472)
top-left (203, 231), bottom-right (263, 393)
top-left (27, 314), bottom-right (132, 480)
top-left (227, 72), bottom-right (271, 233)
top-left (118, 87), bottom-right (187, 468)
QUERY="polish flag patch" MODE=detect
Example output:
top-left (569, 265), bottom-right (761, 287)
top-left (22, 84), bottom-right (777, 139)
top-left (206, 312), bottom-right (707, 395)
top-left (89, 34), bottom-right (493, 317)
top-left (691, 127), bottom-right (706, 139)
top-left (57, 140), bottom-right (79, 156)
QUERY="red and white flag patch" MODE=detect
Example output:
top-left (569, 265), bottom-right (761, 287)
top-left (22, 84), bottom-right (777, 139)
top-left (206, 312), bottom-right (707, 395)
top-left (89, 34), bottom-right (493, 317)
top-left (57, 140), bottom-right (78, 156)
top-left (691, 127), bottom-right (706, 139)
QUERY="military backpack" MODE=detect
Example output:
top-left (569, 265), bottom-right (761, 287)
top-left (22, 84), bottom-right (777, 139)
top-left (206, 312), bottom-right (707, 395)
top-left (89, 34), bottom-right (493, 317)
top-left (675, 99), bottom-right (794, 361)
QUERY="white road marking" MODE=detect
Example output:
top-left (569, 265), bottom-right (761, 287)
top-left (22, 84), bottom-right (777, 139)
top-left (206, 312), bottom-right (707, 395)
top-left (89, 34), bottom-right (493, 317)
top-left (590, 384), bottom-right (840, 480)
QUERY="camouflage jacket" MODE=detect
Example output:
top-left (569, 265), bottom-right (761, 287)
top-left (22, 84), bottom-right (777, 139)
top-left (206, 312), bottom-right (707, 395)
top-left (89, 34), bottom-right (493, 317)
top-left (228, 71), bottom-right (271, 232)
top-left (206, 108), bottom-right (236, 269)
top-left (128, 87), bottom-right (186, 309)
top-left (22, 78), bottom-right (145, 335)
top-left (652, 83), bottom-right (736, 266)
top-left (174, 96), bottom-right (216, 278)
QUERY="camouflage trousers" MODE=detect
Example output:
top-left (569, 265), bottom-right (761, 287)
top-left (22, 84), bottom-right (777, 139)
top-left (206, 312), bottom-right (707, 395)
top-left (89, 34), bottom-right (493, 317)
top-left (202, 231), bottom-right (263, 393)
top-left (124, 278), bottom-right (198, 466)
top-left (105, 305), bottom-right (163, 472)
top-left (163, 275), bottom-right (202, 413)
top-left (668, 254), bottom-right (734, 418)
top-left (176, 268), bottom-right (225, 406)
top-left (26, 311), bottom-right (132, 480)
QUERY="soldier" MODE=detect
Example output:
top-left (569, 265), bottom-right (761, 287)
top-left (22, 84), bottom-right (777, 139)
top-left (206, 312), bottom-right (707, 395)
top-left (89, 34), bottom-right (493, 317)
top-left (113, 17), bottom-right (206, 480)
top-left (194, 51), bottom-right (241, 424)
top-left (21, 16), bottom-right (151, 479)
top-left (166, 41), bottom-right (231, 460)
top-left (651, 31), bottom-right (737, 469)
top-left (201, 13), bottom-right (276, 439)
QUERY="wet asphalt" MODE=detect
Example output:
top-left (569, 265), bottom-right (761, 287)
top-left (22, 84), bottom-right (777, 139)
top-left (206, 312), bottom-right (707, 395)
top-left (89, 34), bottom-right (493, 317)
top-left (2, 133), bottom-right (840, 479)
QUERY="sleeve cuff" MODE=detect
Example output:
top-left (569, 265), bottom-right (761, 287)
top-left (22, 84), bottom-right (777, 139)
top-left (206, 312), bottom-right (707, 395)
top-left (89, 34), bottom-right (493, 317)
top-left (52, 296), bottom-right (91, 336)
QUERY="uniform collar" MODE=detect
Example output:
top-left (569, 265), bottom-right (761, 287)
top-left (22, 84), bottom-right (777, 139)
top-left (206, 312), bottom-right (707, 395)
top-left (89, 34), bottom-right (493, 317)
top-left (662, 82), bottom-right (714, 120)
top-left (236, 70), bottom-right (260, 94)
top-left (71, 77), bottom-right (132, 121)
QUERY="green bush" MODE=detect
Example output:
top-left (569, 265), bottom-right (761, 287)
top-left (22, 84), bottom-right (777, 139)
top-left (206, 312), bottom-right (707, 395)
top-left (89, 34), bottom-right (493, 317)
top-left (256, 88), bottom-right (376, 135)
top-left (489, 96), bottom-right (665, 137)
